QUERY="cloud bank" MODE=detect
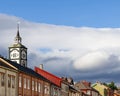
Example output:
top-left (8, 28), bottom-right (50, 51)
top-left (1, 13), bottom-right (120, 83)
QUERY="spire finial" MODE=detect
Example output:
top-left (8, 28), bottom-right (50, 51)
top-left (17, 21), bottom-right (20, 32)
top-left (15, 21), bottom-right (22, 44)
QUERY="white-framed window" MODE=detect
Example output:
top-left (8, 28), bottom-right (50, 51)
top-left (24, 78), bottom-right (26, 89)
top-left (32, 80), bottom-right (34, 90)
top-left (35, 81), bottom-right (37, 91)
top-left (44, 85), bottom-right (50, 94)
top-left (19, 76), bottom-right (22, 87)
top-left (86, 90), bottom-right (91, 95)
top-left (27, 79), bottom-right (30, 89)
top-left (38, 83), bottom-right (41, 92)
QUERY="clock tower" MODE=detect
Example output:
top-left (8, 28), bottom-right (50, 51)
top-left (9, 24), bottom-right (27, 67)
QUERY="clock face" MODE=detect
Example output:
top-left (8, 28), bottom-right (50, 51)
top-left (10, 50), bottom-right (19, 59)
top-left (21, 51), bottom-right (26, 59)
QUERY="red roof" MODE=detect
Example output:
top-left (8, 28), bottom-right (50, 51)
top-left (35, 67), bottom-right (61, 87)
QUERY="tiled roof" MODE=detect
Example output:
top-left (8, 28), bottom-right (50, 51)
top-left (75, 81), bottom-right (91, 89)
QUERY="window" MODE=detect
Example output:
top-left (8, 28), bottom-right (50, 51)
top-left (1, 73), bottom-right (5, 86)
top-left (32, 80), bottom-right (34, 90)
top-left (24, 78), bottom-right (26, 89)
top-left (38, 83), bottom-right (41, 92)
top-left (12, 76), bottom-right (15, 88)
top-left (53, 87), bottom-right (58, 96)
top-left (27, 79), bottom-right (30, 89)
top-left (44, 85), bottom-right (49, 94)
top-left (8, 75), bottom-right (11, 88)
top-left (19, 76), bottom-right (22, 87)
top-left (35, 81), bottom-right (37, 91)
top-left (87, 90), bottom-right (91, 95)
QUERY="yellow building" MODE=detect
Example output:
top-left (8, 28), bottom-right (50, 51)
top-left (92, 82), bottom-right (113, 96)
top-left (0, 57), bottom-right (18, 96)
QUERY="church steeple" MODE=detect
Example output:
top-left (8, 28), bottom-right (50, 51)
top-left (15, 23), bottom-right (22, 44)
top-left (9, 23), bottom-right (27, 67)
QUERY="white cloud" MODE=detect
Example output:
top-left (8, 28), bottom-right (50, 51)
top-left (1, 13), bottom-right (120, 82)
top-left (73, 51), bottom-right (109, 71)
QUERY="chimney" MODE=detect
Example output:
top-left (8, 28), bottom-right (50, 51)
top-left (67, 77), bottom-right (74, 85)
top-left (39, 64), bottom-right (43, 69)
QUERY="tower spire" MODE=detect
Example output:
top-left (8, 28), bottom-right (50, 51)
top-left (17, 21), bottom-right (19, 33)
top-left (9, 22), bottom-right (28, 67)
top-left (15, 22), bottom-right (22, 44)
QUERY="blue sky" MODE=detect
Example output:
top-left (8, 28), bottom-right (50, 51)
top-left (0, 0), bottom-right (120, 27)
top-left (1, 0), bottom-right (120, 84)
